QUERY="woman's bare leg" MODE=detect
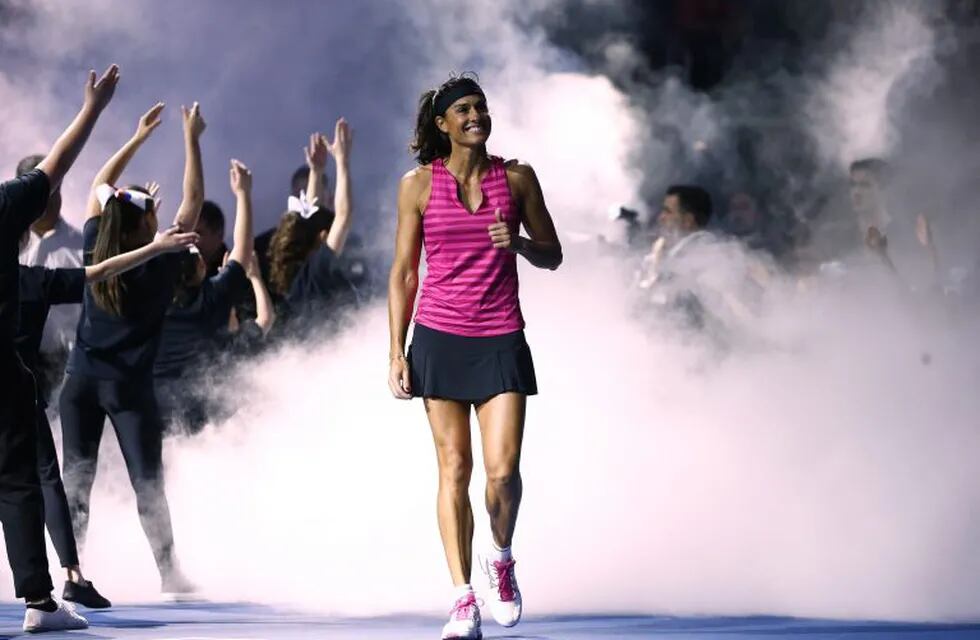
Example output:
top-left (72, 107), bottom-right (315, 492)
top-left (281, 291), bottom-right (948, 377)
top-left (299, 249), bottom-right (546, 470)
top-left (475, 392), bottom-right (526, 548)
top-left (425, 397), bottom-right (475, 585)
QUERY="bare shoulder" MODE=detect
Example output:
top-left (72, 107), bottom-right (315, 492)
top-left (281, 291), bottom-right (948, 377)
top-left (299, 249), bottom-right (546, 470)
top-left (504, 159), bottom-right (538, 196)
top-left (399, 164), bottom-right (433, 213)
top-left (400, 164), bottom-right (433, 191)
top-left (503, 158), bottom-right (536, 177)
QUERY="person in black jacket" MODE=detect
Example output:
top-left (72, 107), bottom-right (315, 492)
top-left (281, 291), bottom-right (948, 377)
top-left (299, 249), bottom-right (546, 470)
top-left (1, 64), bottom-right (118, 634)
top-left (18, 227), bottom-right (196, 609)
top-left (155, 160), bottom-right (275, 435)
top-left (59, 101), bottom-right (206, 598)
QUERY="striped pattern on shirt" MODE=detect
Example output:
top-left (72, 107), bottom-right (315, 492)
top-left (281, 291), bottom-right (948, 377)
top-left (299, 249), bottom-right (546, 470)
top-left (414, 156), bottom-right (524, 337)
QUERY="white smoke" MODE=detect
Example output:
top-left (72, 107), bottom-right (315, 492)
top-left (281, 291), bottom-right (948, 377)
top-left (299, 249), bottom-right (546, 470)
top-left (2, 0), bottom-right (979, 624)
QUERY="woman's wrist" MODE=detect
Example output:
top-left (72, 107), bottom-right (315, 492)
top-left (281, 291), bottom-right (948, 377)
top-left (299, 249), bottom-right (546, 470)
top-left (389, 352), bottom-right (407, 362)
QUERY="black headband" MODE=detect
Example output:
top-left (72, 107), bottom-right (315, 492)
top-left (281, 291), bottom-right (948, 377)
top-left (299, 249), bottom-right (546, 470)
top-left (433, 80), bottom-right (485, 117)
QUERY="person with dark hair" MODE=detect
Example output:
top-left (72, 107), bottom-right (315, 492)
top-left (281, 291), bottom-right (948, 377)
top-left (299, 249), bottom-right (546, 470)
top-left (58, 101), bottom-right (206, 598)
top-left (637, 184), bottom-right (715, 310)
top-left (388, 74), bottom-right (562, 640)
top-left (1, 63), bottom-right (118, 634)
top-left (17, 224), bottom-right (198, 611)
top-left (846, 158), bottom-right (940, 290)
top-left (267, 119), bottom-right (355, 325)
top-left (155, 160), bottom-right (274, 434)
top-left (195, 200), bottom-right (227, 277)
top-left (16, 153), bottom-right (85, 392)
top-left (849, 158), bottom-right (891, 238)
top-left (664, 184), bottom-right (713, 230)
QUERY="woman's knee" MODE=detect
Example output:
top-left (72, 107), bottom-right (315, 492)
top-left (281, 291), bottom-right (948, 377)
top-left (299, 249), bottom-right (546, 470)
top-left (438, 448), bottom-right (473, 487)
top-left (485, 457), bottom-right (520, 488)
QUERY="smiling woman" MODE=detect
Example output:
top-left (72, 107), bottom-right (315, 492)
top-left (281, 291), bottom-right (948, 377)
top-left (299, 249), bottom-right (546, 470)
top-left (387, 73), bottom-right (563, 640)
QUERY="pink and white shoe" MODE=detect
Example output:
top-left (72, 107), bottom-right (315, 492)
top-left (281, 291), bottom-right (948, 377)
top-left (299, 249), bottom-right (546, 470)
top-left (441, 591), bottom-right (482, 640)
top-left (483, 557), bottom-right (522, 627)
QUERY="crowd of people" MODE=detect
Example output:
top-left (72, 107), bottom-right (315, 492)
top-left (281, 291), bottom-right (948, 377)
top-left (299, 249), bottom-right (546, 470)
top-left (1, 65), bottom-right (359, 633)
top-left (618, 153), bottom-right (970, 339)
top-left (1, 57), bottom-right (973, 637)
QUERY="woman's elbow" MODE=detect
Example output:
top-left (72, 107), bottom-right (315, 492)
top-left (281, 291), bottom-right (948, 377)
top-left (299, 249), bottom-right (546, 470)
top-left (549, 246), bottom-right (563, 270)
top-left (389, 266), bottom-right (418, 290)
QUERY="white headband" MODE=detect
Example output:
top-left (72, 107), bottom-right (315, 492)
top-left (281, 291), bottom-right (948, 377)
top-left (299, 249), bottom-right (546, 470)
top-left (95, 183), bottom-right (154, 213)
top-left (287, 189), bottom-right (319, 220)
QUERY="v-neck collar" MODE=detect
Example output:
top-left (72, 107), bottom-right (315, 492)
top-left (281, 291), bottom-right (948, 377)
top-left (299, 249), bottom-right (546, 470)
top-left (442, 158), bottom-right (494, 215)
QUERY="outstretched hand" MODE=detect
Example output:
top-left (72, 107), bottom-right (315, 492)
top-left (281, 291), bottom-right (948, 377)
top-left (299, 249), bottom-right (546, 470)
top-left (181, 102), bottom-right (206, 139)
top-left (305, 132), bottom-right (328, 171)
top-left (229, 158), bottom-right (252, 195)
top-left (326, 117), bottom-right (352, 162)
top-left (135, 103), bottom-right (165, 141)
top-left (145, 181), bottom-right (162, 211)
top-left (84, 64), bottom-right (120, 112)
top-left (153, 225), bottom-right (199, 253)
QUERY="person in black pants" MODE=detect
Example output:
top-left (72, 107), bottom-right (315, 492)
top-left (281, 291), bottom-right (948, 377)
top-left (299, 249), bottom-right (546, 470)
top-left (1, 64), bottom-right (119, 633)
top-left (18, 225), bottom-right (197, 608)
top-left (59, 101), bottom-right (206, 598)
top-left (155, 159), bottom-right (275, 435)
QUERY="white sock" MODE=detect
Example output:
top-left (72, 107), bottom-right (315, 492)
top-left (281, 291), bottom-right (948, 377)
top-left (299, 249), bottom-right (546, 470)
top-left (489, 542), bottom-right (512, 563)
top-left (454, 583), bottom-right (474, 600)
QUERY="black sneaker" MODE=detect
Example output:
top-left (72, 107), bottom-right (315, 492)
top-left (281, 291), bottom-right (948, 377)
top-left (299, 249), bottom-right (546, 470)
top-left (62, 580), bottom-right (112, 609)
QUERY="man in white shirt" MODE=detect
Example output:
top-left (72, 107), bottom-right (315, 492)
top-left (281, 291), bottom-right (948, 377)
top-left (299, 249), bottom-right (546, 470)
top-left (16, 155), bottom-right (84, 398)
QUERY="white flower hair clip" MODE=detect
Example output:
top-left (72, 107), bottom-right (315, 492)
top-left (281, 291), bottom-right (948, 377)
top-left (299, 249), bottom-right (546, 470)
top-left (287, 189), bottom-right (319, 220)
top-left (95, 183), bottom-right (154, 213)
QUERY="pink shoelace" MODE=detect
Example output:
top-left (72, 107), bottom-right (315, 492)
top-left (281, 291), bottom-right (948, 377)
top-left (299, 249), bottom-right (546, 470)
top-left (451, 591), bottom-right (478, 621)
top-left (491, 559), bottom-right (516, 602)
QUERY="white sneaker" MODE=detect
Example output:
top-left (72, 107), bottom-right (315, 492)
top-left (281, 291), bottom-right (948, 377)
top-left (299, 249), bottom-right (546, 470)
top-left (161, 569), bottom-right (200, 602)
top-left (23, 600), bottom-right (88, 633)
top-left (440, 591), bottom-right (482, 639)
top-left (482, 556), bottom-right (521, 627)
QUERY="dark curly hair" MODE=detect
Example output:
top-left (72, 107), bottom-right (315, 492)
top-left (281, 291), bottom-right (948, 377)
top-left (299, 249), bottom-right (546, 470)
top-left (267, 207), bottom-right (335, 297)
top-left (410, 72), bottom-right (483, 166)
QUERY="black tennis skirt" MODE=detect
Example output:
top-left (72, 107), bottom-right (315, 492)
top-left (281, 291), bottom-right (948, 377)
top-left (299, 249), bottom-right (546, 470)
top-left (408, 323), bottom-right (538, 402)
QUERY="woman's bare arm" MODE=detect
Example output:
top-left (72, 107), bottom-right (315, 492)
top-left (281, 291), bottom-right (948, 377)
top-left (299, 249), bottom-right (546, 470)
top-left (387, 168), bottom-right (427, 399)
top-left (172, 103), bottom-right (206, 231)
top-left (85, 103), bottom-right (164, 218)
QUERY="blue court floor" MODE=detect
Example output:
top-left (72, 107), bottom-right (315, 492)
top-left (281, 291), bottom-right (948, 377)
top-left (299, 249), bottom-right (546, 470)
top-left (2, 603), bottom-right (980, 639)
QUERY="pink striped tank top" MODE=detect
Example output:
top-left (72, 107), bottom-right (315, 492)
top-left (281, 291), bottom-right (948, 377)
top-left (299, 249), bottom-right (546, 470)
top-left (414, 156), bottom-right (524, 337)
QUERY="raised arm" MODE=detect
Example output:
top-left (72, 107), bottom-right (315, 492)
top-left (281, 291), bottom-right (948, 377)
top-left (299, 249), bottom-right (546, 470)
top-left (387, 169), bottom-right (426, 400)
top-left (325, 118), bottom-right (353, 255)
top-left (37, 64), bottom-right (120, 193)
top-left (86, 103), bottom-right (165, 218)
top-left (173, 102), bottom-right (207, 231)
top-left (227, 159), bottom-right (254, 266)
top-left (493, 161), bottom-right (563, 270)
top-left (85, 226), bottom-right (198, 282)
top-left (304, 132), bottom-right (328, 212)
top-left (245, 251), bottom-right (276, 335)
top-left (916, 213), bottom-right (942, 287)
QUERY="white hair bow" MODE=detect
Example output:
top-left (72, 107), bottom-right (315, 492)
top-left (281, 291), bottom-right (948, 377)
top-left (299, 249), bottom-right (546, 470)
top-left (287, 189), bottom-right (319, 220)
top-left (95, 183), bottom-right (154, 213)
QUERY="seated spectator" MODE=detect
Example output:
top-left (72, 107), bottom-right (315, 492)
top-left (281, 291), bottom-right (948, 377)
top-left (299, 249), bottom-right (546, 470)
top-left (638, 184), bottom-right (767, 332)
